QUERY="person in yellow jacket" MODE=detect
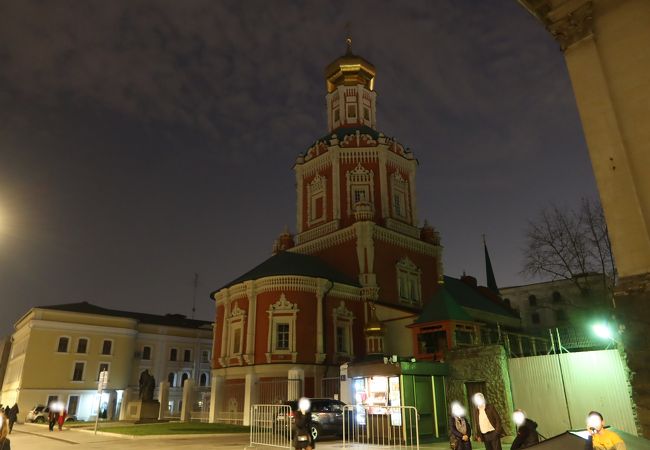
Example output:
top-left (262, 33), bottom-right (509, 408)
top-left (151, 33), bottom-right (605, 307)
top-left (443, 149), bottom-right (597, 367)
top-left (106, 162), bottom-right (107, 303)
top-left (587, 411), bottom-right (626, 450)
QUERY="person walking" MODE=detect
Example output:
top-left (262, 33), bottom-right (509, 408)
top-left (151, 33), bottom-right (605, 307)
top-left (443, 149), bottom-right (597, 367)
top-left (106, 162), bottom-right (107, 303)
top-left (587, 411), bottom-right (626, 450)
top-left (57, 408), bottom-right (67, 431)
top-left (472, 393), bottom-right (504, 450)
top-left (0, 411), bottom-right (11, 450)
top-left (510, 410), bottom-right (539, 450)
top-left (6, 405), bottom-right (18, 434)
top-left (449, 401), bottom-right (472, 450)
top-left (293, 397), bottom-right (313, 450)
top-left (48, 409), bottom-right (57, 432)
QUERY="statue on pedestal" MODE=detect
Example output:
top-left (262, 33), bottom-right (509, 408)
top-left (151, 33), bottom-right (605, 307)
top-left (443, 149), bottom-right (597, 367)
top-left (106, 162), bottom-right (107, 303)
top-left (139, 369), bottom-right (156, 402)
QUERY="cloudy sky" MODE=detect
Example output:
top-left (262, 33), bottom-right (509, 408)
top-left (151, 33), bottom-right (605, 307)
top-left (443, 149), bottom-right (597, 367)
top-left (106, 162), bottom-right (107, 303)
top-left (0, 0), bottom-right (598, 334)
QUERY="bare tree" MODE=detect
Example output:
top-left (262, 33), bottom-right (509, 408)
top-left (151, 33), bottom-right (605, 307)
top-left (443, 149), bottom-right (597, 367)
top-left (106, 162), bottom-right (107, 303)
top-left (522, 198), bottom-right (616, 301)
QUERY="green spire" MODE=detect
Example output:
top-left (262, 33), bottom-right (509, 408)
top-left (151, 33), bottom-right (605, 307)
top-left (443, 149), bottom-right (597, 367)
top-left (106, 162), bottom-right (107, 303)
top-left (483, 235), bottom-right (500, 294)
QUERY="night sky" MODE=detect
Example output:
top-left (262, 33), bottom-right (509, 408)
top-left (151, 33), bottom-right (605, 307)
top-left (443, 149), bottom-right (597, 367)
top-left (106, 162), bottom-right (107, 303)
top-left (0, 0), bottom-right (599, 335)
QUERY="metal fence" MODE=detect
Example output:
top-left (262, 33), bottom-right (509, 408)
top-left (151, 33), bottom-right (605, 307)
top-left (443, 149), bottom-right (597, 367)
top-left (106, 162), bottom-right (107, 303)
top-left (250, 404), bottom-right (293, 449)
top-left (257, 378), bottom-right (303, 405)
top-left (216, 379), bottom-right (246, 424)
top-left (343, 404), bottom-right (419, 450)
top-left (189, 386), bottom-right (211, 422)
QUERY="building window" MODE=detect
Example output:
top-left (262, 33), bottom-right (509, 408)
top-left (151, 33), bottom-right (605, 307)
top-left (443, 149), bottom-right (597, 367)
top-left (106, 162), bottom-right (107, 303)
top-left (275, 323), bottom-right (290, 350)
top-left (363, 107), bottom-right (370, 121)
top-left (346, 163), bottom-right (374, 216)
top-left (556, 309), bottom-right (567, 321)
top-left (231, 328), bottom-right (242, 355)
top-left (396, 257), bottom-right (422, 305)
top-left (199, 372), bottom-right (209, 387)
top-left (390, 171), bottom-right (409, 221)
top-left (307, 173), bottom-right (327, 226)
top-left (225, 301), bottom-right (247, 359)
top-left (181, 372), bottom-right (189, 387)
top-left (201, 350), bottom-right (210, 363)
top-left (347, 104), bottom-right (357, 119)
top-left (57, 337), bottom-right (69, 353)
top-left (47, 395), bottom-right (59, 407)
top-left (67, 395), bottom-right (80, 416)
top-left (168, 372), bottom-right (176, 387)
top-left (266, 294), bottom-right (299, 362)
top-left (97, 363), bottom-right (109, 381)
top-left (332, 301), bottom-right (354, 356)
top-left (101, 340), bottom-right (112, 355)
top-left (170, 348), bottom-right (178, 361)
top-left (183, 349), bottom-right (192, 362)
top-left (552, 291), bottom-right (562, 303)
top-left (76, 338), bottom-right (88, 354)
top-left (528, 295), bottom-right (537, 307)
top-left (72, 362), bottom-right (85, 381)
top-left (142, 346), bottom-right (152, 360)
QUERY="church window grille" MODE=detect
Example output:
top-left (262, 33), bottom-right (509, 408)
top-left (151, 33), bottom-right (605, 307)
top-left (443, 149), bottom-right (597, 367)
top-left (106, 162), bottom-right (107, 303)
top-left (396, 257), bottom-right (421, 305)
top-left (275, 323), bottom-right (290, 350)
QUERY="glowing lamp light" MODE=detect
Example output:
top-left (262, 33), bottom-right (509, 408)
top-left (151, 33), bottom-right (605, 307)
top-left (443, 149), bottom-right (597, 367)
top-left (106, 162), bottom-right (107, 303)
top-left (593, 323), bottom-right (613, 340)
top-left (451, 401), bottom-right (465, 418)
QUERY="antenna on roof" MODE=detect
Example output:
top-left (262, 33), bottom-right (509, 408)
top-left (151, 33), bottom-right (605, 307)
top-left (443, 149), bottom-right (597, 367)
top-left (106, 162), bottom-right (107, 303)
top-left (191, 273), bottom-right (199, 319)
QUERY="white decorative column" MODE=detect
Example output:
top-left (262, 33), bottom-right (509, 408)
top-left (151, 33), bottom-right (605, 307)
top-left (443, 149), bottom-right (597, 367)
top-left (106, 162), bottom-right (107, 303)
top-left (315, 279), bottom-right (331, 363)
top-left (158, 381), bottom-right (170, 420)
top-left (208, 374), bottom-right (224, 423)
top-left (118, 388), bottom-right (130, 421)
top-left (244, 281), bottom-right (257, 364)
top-left (242, 373), bottom-right (258, 426)
top-left (180, 379), bottom-right (195, 422)
top-left (287, 368), bottom-right (305, 401)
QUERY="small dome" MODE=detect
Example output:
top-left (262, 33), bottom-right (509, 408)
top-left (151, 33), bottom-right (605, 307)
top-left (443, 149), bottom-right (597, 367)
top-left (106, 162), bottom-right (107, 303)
top-left (324, 39), bottom-right (376, 93)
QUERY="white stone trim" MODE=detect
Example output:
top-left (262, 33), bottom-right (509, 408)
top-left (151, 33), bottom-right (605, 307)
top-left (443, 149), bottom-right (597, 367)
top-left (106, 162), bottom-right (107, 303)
top-left (266, 294), bottom-right (299, 363)
top-left (332, 301), bottom-right (355, 357)
top-left (30, 319), bottom-right (138, 337)
top-left (295, 219), bottom-right (340, 244)
top-left (307, 173), bottom-right (327, 227)
top-left (374, 226), bottom-right (441, 257)
top-left (385, 217), bottom-right (420, 239)
top-left (396, 257), bottom-right (422, 306)
top-left (346, 163), bottom-right (375, 217)
top-left (290, 224), bottom-right (357, 255)
top-left (390, 170), bottom-right (411, 223)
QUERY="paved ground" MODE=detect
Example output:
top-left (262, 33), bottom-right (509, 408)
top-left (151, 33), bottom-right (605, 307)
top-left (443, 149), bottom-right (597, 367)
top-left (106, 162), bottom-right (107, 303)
top-left (9, 423), bottom-right (507, 449)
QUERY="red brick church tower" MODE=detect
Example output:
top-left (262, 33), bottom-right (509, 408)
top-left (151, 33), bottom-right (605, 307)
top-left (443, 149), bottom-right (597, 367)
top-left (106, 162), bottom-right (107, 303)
top-left (209, 40), bottom-right (444, 425)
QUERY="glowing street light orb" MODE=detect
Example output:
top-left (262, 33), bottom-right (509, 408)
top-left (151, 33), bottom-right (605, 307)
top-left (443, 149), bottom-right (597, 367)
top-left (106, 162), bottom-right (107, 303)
top-left (593, 323), bottom-right (613, 340)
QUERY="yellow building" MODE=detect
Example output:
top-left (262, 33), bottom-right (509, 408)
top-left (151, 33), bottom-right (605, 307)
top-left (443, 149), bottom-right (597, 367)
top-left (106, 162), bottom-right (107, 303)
top-left (0, 302), bottom-right (212, 421)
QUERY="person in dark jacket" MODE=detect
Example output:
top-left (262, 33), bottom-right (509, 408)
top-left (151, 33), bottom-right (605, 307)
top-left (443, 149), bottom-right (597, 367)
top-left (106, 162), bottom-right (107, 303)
top-left (293, 398), bottom-right (313, 450)
top-left (6, 404), bottom-right (18, 434)
top-left (472, 393), bottom-right (504, 450)
top-left (510, 410), bottom-right (539, 450)
top-left (449, 401), bottom-right (472, 450)
top-left (0, 411), bottom-right (11, 450)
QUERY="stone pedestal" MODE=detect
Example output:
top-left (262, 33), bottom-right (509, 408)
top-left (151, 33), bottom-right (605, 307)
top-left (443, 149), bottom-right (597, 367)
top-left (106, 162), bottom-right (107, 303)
top-left (125, 400), bottom-right (160, 422)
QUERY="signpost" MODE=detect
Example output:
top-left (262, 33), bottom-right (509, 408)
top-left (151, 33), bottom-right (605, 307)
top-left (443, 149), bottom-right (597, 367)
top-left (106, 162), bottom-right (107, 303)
top-left (94, 370), bottom-right (109, 435)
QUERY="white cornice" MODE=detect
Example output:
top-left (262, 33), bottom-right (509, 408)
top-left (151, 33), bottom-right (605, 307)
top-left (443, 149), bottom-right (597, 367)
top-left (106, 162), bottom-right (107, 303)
top-left (135, 332), bottom-right (212, 344)
top-left (374, 226), bottom-right (441, 257)
top-left (27, 319), bottom-right (138, 336)
top-left (291, 224), bottom-right (357, 255)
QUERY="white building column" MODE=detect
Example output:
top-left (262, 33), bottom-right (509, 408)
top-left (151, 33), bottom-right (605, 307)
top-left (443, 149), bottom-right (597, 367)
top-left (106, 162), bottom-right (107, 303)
top-left (208, 374), bottom-right (224, 423)
top-left (158, 381), bottom-right (170, 420)
top-left (242, 373), bottom-right (258, 426)
top-left (288, 368), bottom-right (304, 401)
top-left (180, 379), bottom-right (195, 422)
top-left (118, 388), bottom-right (130, 421)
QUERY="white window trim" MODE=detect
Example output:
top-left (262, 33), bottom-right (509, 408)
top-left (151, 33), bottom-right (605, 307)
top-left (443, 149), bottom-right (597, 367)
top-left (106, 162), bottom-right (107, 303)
top-left (227, 302), bottom-right (246, 359)
top-left (332, 301), bottom-right (355, 357)
top-left (396, 257), bottom-right (422, 305)
top-left (71, 360), bottom-right (86, 382)
top-left (266, 294), bottom-right (299, 363)
top-left (199, 372), bottom-right (210, 387)
top-left (97, 362), bottom-right (111, 381)
top-left (390, 171), bottom-right (410, 222)
top-left (200, 350), bottom-right (210, 364)
top-left (56, 335), bottom-right (71, 353)
top-left (76, 337), bottom-right (89, 354)
top-left (100, 339), bottom-right (114, 356)
top-left (346, 163), bottom-right (375, 216)
top-left (307, 173), bottom-right (327, 226)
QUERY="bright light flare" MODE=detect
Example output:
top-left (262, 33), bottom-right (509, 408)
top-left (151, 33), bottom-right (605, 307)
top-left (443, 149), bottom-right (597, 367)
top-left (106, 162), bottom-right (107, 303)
top-left (298, 397), bottom-right (311, 413)
top-left (472, 393), bottom-right (485, 407)
top-left (587, 413), bottom-right (602, 430)
top-left (451, 401), bottom-right (465, 417)
top-left (593, 323), bottom-right (613, 340)
top-left (513, 410), bottom-right (526, 426)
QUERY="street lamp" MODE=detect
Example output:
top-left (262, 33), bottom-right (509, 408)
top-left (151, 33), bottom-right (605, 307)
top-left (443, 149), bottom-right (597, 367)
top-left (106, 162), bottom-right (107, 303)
top-left (592, 323), bottom-right (613, 340)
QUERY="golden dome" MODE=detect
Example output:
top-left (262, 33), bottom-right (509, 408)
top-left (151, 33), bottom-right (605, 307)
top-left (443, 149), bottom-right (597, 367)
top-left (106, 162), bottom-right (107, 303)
top-left (324, 38), bottom-right (376, 93)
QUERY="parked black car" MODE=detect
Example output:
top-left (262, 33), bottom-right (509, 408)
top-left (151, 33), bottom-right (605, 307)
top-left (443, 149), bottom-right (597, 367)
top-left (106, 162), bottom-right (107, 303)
top-left (275, 398), bottom-right (346, 441)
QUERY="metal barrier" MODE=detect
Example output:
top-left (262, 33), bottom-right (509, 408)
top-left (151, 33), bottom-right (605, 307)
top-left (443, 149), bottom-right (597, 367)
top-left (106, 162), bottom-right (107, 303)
top-left (343, 405), bottom-right (419, 450)
top-left (250, 404), bottom-right (293, 449)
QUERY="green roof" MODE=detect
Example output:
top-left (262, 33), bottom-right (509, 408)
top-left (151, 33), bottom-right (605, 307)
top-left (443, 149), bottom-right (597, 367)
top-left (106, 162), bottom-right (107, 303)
top-left (212, 251), bottom-right (360, 296)
top-left (413, 286), bottom-right (473, 324)
top-left (443, 276), bottom-right (519, 318)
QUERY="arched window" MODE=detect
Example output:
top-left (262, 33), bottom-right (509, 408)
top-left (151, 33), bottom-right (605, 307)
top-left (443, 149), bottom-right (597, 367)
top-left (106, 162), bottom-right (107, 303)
top-left (199, 373), bottom-right (209, 387)
top-left (181, 372), bottom-right (189, 387)
top-left (167, 372), bottom-right (176, 387)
